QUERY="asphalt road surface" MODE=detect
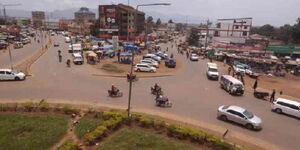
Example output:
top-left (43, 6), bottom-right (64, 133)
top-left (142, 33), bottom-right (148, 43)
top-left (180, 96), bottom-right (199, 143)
top-left (0, 35), bottom-right (299, 150)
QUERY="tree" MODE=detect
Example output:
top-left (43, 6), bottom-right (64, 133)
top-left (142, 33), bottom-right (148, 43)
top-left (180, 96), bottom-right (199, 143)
top-left (253, 24), bottom-right (276, 38)
top-left (291, 18), bottom-right (300, 43)
top-left (146, 16), bottom-right (154, 24)
top-left (187, 27), bottom-right (200, 46)
top-left (276, 24), bottom-right (293, 44)
top-left (156, 18), bottom-right (162, 27)
top-left (168, 19), bottom-right (173, 23)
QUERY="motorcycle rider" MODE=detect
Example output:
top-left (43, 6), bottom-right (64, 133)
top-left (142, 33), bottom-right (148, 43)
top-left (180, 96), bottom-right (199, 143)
top-left (111, 84), bottom-right (119, 95)
top-left (66, 59), bottom-right (71, 67)
top-left (154, 83), bottom-right (161, 92)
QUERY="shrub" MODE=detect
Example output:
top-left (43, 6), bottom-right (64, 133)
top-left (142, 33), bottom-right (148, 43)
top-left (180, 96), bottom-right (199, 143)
top-left (188, 129), bottom-right (207, 144)
top-left (167, 124), bottom-right (177, 136)
top-left (84, 126), bottom-right (107, 143)
top-left (94, 111), bottom-right (102, 118)
top-left (139, 116), bottom-right (154, 128)
top-left (57, 139), bottom-right (79, 150)
top-left (39, 101), bottom-right (50, 112)
top-left (0, 103), bottom-right (9, 112)
top-left (153, 119), bottom-right (166, 129)
top-left (102, 111), bottom-right (126, 120)
top-left (22, 102), bottom-right (37, 112)
top-left (62, 105), bottom-right (80, 115)
top-left (102, 117), bottom-right (123, 130)
top-left (207, 136), bottom-right (235, 150)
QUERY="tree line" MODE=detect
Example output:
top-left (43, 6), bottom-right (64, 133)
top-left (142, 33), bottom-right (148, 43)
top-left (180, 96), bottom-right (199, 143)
top-left (252, 18), bottom-right (300, 44)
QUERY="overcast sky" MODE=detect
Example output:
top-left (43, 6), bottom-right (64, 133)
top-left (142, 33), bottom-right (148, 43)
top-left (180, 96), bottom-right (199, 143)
top-left (1, 0), bottom-right (300, 26)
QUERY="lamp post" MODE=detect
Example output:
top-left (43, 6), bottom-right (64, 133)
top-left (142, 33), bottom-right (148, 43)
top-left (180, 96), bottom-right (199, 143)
top-left (127, 2), bottom-right (171, 117)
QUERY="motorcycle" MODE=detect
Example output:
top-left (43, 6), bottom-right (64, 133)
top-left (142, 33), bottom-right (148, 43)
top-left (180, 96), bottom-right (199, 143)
top-left (155, 95), bottom-right (172, 107)
top-left (108, 90), bottom-right (123, 97)
top-left (127, 74), bottom-right (138, 82)
top-left (151, 86), bottom-right (163, 95)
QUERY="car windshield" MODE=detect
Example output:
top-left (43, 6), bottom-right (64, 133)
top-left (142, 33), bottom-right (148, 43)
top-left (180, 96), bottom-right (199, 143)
top-left (243, 110), bottom-right (254, 119)
top-left (208, 68), bottom-right (218, 72)
top-left (11, 70), bottom-right (19, 74)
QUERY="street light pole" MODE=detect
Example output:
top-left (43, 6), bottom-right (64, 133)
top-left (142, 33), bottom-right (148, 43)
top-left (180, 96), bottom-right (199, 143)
top-left (127, 3), bottom-right (171, 117)
top-left (126, 0), bottom-right (130, 42)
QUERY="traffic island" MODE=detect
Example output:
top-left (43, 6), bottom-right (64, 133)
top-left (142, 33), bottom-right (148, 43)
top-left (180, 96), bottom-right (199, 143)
top-left (92, 56), bottom-right (183, 78)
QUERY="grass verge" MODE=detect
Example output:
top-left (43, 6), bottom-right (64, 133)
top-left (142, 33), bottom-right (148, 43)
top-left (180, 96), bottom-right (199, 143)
top-left (0, 113), bottom-right (69, 150)
top-left (75, 117), bottom-right (102, 139)
top-left (96, 127), bottom-right (206, 150)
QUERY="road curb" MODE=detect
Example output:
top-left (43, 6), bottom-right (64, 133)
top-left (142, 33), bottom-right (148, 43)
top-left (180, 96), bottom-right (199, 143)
top-left (92, 74), bottom-right (174, 78)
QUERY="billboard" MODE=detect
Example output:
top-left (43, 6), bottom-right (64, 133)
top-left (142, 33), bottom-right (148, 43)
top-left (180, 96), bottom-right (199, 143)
top-left (99, 6), bottom-right (119, 33)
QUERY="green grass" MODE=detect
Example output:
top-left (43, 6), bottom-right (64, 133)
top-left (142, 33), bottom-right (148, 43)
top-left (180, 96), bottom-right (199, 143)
top-left (101, 64), bottom-right (125, 73)
top-left (0, 113), bottom-right (69, 150)
top-left (75, 117), bottom-right (102, 139)
top-left (96, 128), bottom-right (205, 150)
top-left (57, 139), bottom-right (78, 150)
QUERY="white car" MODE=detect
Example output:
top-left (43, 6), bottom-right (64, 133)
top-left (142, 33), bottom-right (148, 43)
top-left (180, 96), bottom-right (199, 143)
top-left (141, 59), bottom-right (159, 68)
top-left (272, 98), bottom-right (300, 118)
top-left (206, 63), bottom-right (219, 80)
top-left (143, 54), bottom-right (162, 62)
top-left (134, 63), bottom-right (156, 72)
top-left (190, 53), bottom-right (199, 61)
top-left (217, 105), bottom-right (262, 130)
top-left (233, 65), bottom-right (246, 75)
top-left (0, 69), bottom-right (26, 81)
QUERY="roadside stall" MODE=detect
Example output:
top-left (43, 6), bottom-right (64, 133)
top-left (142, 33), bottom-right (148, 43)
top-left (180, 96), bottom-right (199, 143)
top-left (85, 51), bottom-right (98, 65)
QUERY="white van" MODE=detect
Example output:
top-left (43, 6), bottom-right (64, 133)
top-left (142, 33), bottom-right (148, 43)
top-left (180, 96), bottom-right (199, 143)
top-left (69, 44), bottom-right (82, 53)
top-left (72, 53), bottom-right (84, 65)
top-left (272, 98), bottom-right (300, 118)
top-left (65, 37), bottom-right (71, 43)
top-left (219, 75), bottom-right (244, 95)
top-left (206, 63), bottom-right (219, 80)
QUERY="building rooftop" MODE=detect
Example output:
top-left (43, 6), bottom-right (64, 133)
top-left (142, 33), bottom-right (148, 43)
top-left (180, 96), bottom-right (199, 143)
top-left (75, 7), bottom-right (95, 15)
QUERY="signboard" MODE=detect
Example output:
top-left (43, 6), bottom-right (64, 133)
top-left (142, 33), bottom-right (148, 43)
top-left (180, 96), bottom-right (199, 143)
top-left (112, 36), bottom-right (119, 51)
top-left (99, 6), bottom-right (119, 33)
top-left (99, 29), bottom-right (119, 32)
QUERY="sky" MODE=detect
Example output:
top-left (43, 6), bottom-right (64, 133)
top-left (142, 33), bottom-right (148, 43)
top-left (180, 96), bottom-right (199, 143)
top-left (1, 0), bottom-right (300, 26)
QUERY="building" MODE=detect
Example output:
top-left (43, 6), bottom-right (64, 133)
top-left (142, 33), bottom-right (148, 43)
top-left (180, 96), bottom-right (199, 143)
top-left (199, 18), bottom-right (252, 44)
top-left (44, 19), bottom-right (59, 30)
top-left (32, 11), bottom-right (45, 28)
top-left (74, 7), bottom-right (96, 23)
top-left (99, 4), bottom-right (145, 40)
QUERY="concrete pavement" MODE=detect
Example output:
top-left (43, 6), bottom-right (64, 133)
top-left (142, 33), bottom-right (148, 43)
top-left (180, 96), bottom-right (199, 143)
top-left (0, 35), bottom-right (299, 150)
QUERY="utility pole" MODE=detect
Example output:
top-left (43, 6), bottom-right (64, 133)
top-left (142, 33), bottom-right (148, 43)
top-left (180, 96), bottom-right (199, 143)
top-left (204, 19), bottom-right (210, 50)
top-left (127, 0), bottom-right (130, 42)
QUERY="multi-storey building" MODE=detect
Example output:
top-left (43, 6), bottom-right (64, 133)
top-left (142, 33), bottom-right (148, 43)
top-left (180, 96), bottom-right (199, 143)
top-left (99, 4), bottom-right (145, 40)
top-left (74, 7), bottom-right (96, 23)
top-left (32, 11), bottom-right (45, 28)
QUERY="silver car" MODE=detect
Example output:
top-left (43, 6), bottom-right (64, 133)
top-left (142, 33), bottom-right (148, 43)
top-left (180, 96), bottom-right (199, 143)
top-left (217, 105), bottom-right (262, 130)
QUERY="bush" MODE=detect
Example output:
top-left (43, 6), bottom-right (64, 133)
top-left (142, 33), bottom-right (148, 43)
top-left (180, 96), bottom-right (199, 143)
top-left (62, 105), bottom-right (80, 115)
top-left (207, 136), bottom-right (235, 150)
top-left (102, 117), bottom-right (123, 130)
top-left (39, 101), bottom-right (50, 112)
top-left (84, 126), bottom-right (107, 143)
top-left (167, 124), bottom-right (177, 136)
top-left (139, 116), bottom-right (154, 128)
top-left (102, 111), bottom-right (126, 120)
top-left (22, 102), bottom-right (37, 112)
top-left (57, 139), bottom-right (79, 150)
top-left (153, 119), bottom-right (166, 129)
top-left (188, 129), bottom-right (207, 144)
top-left (0, 103), bottom-right (9, 112)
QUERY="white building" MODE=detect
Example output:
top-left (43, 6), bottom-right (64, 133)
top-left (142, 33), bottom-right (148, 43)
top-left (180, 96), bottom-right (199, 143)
top-left (199, 18), bottom-right (252, 44)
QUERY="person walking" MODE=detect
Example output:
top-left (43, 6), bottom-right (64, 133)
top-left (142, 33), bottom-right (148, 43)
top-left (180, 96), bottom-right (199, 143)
top-left (186, 51), bottom-right (189, 59)
top-left (59, 54), bottom-right (62, 62)
top-left (253, 79), bottom-right (258, 91)
top-left (228, 67), bottom-right (232, 75)
top-left (270, 89), bottom-right (276, 102)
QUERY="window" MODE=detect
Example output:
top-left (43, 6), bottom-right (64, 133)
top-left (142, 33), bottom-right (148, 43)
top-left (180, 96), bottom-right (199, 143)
top-left (277, 101), bottom-right (289, 107)
top-left (5, 71), bottom-right (11, 75)
top-left (235, 112), bottom-right (245, 118)
top-left (243, 31), bottom-right (248, 36)
top-left (235, 26), bottom-right (239, 29)
top-left (227, 109), bottom-right (237, 115)
top-left (214, 31), bottom-right (219, 37)
top-left (289, 105), bottom-right (300, 110)
top-left (244, 26), bottom-right (248, 30)
top-left (0, 71), bottom-right (5, 74)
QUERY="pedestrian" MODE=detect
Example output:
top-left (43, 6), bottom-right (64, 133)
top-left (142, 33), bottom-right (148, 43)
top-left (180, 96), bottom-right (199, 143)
top-left (186, 51), bottom-right (189, 59)
top-left (270, 89), bottom-right (276, 102)
top-left (166, 47), bottom-right (169, 51)
top-left (253, 79), bottom-right (258, 90)
top-left (59, 54), bottom-right (62, 62)
top-left (241, 75), bottom-right (245, 85)
top-left (228, 67), bottom-right (232, 75)
top-left (177, 48), bottom-right (180, 53)
top-left (58, 50), bottom-right (61, 55)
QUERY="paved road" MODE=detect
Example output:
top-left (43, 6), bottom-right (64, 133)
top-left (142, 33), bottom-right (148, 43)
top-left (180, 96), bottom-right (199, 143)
top-left (0, 32), bottom-right (47, 68)
top-left (0, 35), bottom-right (299, 150)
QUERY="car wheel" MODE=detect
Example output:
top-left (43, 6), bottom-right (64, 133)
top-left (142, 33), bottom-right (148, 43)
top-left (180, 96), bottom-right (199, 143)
top-left (275, 108), bottom-right (282, 114)
top-left (150, 70), bottom-right (154, 73)
top-left (137, 69), bottom-right (141, 72)
top-left (220, 115), bottom-right (228, 121)
top-left (245, 123), bottom-right (254, 130)
top-left (14, 77), bottom-right (20, 81)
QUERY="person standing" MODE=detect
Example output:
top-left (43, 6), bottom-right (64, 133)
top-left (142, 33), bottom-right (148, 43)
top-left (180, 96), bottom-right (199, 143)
top-left (228, 67), bottom-right (232, 75)
top-left (253, 79), bottom-right (258, 91)
top-left (59, 54), bottom-right (62, 63)
top-left (270, 89), bottom-right (276, 102)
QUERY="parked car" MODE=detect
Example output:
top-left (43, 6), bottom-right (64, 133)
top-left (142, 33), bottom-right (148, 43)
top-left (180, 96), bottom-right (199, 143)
top-left (155, 52), bottom-right (168, 60)
top-left (134, 63), bottom-right (156, 72)
top-left (143, 54), bottom-right (162, 63)
top-left (190, 53), bottom-right (199, 61)
top-left (217, 105), bottom-right (262, 130)
top-left (54, 42), bottom-right (60, 47)
top-left (219, 75), bottom-right (244, 95)
top-left (272, 98), bottom-right (300, 118)
top-left (165, 58), bottom-right (176, 68)
top-left (206, 63), bottom-right (219, 80)
top-left (143, 58), bottom-right (159, 66)
top-left (233, 65), bottom-right (246, 75)
top-left (140, 59), bottom-right (159, 68)
top-left (72, 53), bottom-right (84, 65)
top-left (0, 69), bottom-right (26, 81)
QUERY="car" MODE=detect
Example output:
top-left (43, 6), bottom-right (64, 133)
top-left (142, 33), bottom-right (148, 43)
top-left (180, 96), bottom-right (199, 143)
top-left (155, 52), bottom-right (168, 59)
top-left (134, 63), bottom-right (156, 72)
top-left (13, 42), bottom-right (23, 49)
top-left (165, 58), bottom-right (176, 68)
top-left (51, 32), bottom-right (55, 36)
top-left (0, 69), bottom-right (26, 81)
top-left (140, 59), bottom-right (159, 68)
top-left (233, 65), bottom-right (246, 75)
top-left (217, 105), bottom-right (262, 130)
top-left (54, 42), bottom-right (60, 47)
top-left (143, 54), bottom-right (162, 63)
top-left (72, 53), bottom-right (84, 65)
top-left (206, 63), bottom-right (219, 80)
top-left (219, 75), bottom-right (244, 95)
top-left (272, 98), bottom-right (300, 118)
top-left (190, 53), bottom-right (199, 61)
